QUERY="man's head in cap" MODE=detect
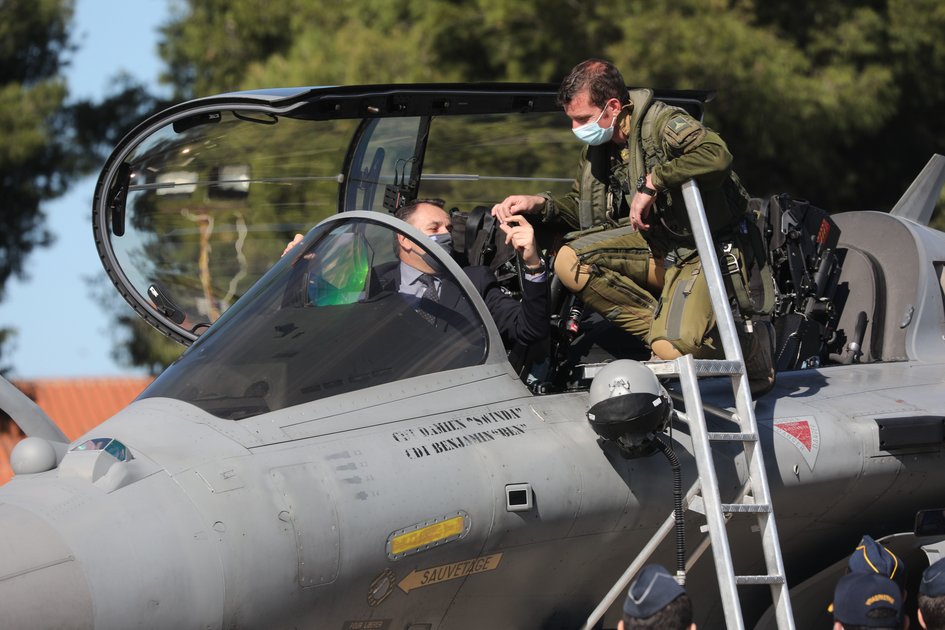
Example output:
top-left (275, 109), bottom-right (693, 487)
top-left (832, 572), bottom-right (907, 629)
top-left (918, 557), bottom-right (945, 630)
top-left (849, 535), bottom-right (907, 594)
top-left (618, 564), bottom-right (695, 630)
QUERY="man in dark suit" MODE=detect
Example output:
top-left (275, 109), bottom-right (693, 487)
top-left (283, 199), bottom-right (549, 349)
top-left (388, 199), bottom-right (549, 348)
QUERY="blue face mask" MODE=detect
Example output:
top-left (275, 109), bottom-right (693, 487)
top-left (572, 107), bottom-right (615, 146)
top-left (429, 232), bottom-right (453, 252)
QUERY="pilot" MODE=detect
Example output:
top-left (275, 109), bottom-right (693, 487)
top-left (492, 58), bottom-right (776, 395)
top-left (284, 199), bottom-right (549, 348)
top-left (917, 557), bottom-right (945, 630)
top-left (832, 572), bottom-right (908, 629)
top-left (620, 563), bottom-right (695, 630)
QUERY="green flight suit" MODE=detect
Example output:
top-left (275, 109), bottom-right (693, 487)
top-left (543, 89), bottom-right (762, 356)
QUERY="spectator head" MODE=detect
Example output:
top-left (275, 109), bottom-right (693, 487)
top-left (918, 557), bottom-right (945, 630)
top-left (832, 572), bottom-right (906, 629)
top-left (618, 564), bottom-right (695, 630)
top-left (849, 535), bottom-right (907, 594)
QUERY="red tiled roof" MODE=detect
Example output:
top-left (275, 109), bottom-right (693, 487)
top-left (0, 421), bottom-right (25, 487)
top-left (0, 377), bottom-right (153, 485)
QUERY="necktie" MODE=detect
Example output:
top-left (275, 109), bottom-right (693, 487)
top-left (417, 274), bottom-right (439, 324)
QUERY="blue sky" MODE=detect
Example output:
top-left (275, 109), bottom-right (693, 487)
top-left (0, 0), bottom-right (172, 378)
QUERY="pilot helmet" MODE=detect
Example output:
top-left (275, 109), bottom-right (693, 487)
top-left (587, 360), bottom-right (673, 456)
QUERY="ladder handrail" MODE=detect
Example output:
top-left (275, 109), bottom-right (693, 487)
top-left (679, 181), bottom-right (752, 413)
top-left (678, 354), bottom-right (746, 628)
top-left (681, 180), bottom-right (795, 629)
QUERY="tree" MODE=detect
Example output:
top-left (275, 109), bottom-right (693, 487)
top-left (0, 0), bottom-right (75, 371)
top-left (0, 0), bottom-right (175, 373)
top-left (0, 0), bottom-right (74, 301)
top-left (0, 328), bottom-right (13, 377)
top-left (154, 0), bottom-right (945, 211)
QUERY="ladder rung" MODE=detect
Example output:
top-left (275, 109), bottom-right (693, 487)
top-left (735, 574), bottom-right (786, 585)
top-left (644, 358), bottom-right (745, 378)
top-left (721, 503), bottom-right (771, 513)
top-left (707, 432), bottom-right (757, 442)
top-left (690, 359), bottom-right (745, 376)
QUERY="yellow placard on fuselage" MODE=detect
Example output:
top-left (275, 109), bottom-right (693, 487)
top-left (387, 512), bottom-right (469, 559)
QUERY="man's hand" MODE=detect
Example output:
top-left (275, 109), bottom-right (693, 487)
top-left (282, 233), bottom-right (304, 257)
top-left (498, 215), bottom-right (540, 268)
top-left (630, 173), bottom-right (657, 231)
top-left (491, 194), bottom-right (545, 223)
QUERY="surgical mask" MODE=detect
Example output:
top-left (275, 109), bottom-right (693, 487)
top-left (572, 107), bottom-right (615, 146)
top-left (419, 232), bottom-right (453, 269)
top-left (429, 232), bottom-right (453, 252)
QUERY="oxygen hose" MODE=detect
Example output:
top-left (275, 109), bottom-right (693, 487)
top-left (653, 433), bottom-right (686, 576)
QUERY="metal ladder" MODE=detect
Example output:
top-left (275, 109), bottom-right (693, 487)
top-left (581, 180), bottom-right (794, 629)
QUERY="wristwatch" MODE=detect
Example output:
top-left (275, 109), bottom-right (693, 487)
top-left (636, 174), bottom-right (657, 196)
top-left (523, 259), bottom-right (546, 274)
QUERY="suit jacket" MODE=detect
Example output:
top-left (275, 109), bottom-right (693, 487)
top-left (463, 265), bottom-right (549, 347)
top-left (374, 261), bottom-right (549, 348)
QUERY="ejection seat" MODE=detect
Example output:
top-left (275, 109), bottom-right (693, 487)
top-left (830, 211), bottom-right (919, 363)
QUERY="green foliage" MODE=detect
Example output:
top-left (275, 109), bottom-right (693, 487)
top-left (112, 315), bottom-right (184, 375)
top-left (85, 274), bottom-right (183, 375)
top-left (156, 0), bottom-right (619, 93)
top-left (0, 327), bottom-right (13, 376)
top-left (0, 0), bottom-right (75, 301)
top-left (153, 0), bottom-right (945, 213)
top-left (0, 0), bottom-right (174, 376)
top-left (158, 0), bottom-right (297, 98)
top-left (0, 0), bottom-right (74, 85)
top-left (69, 74), bottom-right (175, 172)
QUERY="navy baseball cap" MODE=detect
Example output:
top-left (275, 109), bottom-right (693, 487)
top-left (920, 557), bottom-right (945, 597)
top-left (623, 564), bottom-right (685, 619)
top-left (833, 572), bottom-right (903, 628)
top-left (849, 535), bottom-right (905, 588)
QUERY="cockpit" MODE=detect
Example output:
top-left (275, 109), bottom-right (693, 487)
top-left (141, 214), bottom-right (491, 419)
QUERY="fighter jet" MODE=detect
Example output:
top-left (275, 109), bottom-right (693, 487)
top-left (1, 84), bottom-right (944, 629)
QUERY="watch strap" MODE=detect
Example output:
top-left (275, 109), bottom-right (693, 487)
top-left (636, 174), bottom-right (657, 196)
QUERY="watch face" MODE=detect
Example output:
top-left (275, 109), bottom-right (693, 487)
top-left (636, 174), bottom-right (655, 195)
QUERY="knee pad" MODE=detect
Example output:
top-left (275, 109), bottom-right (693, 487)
top-left (554, 246), bottom-right (586, 292)
top-left (650, 339), bottom-right (683, 360)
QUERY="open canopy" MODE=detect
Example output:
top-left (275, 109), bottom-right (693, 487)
top-left (92, 83), bottom-right (712, 344)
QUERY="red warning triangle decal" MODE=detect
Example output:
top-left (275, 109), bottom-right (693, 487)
top-left (775, 420), bottom-right (812, 451)
top-left (773, 417), bottom-right (821, 470)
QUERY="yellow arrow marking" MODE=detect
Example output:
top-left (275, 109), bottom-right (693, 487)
top-left (398, 553), bottom-right (503, 593)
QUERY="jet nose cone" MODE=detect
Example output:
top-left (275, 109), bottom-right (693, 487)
top-left (0, 503), bottom-right (93, 629)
